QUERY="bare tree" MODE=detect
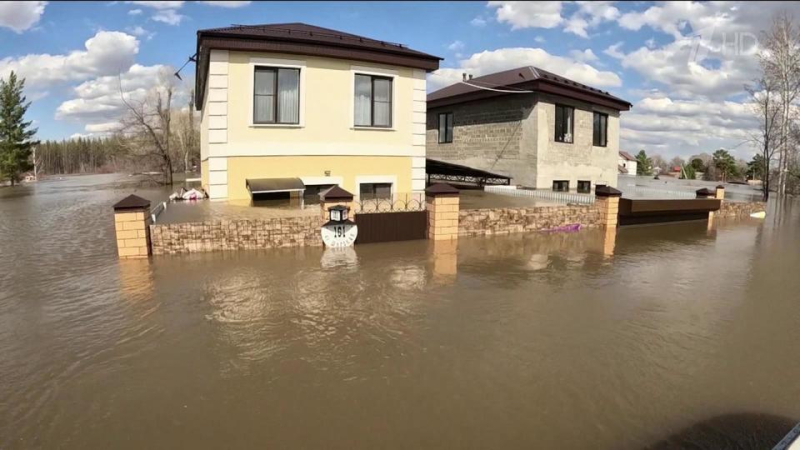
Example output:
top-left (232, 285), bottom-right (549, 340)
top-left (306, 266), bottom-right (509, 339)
top-left (117, 70), bottom-right (176, 185)
top-left (171, 90), bottom-right (200, 173)
top-left (759, 12), bottom-right (800, 197)
top-left (745, 76), bottom-right (782, 200)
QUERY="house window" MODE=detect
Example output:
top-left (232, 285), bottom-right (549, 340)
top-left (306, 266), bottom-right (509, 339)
top-left (253, 67), bottom-right (300, 125)
top-left (303, 184), bottom-right (335, 203)
top-left (555, 104), bottom-right (574, 143)
top-left (593, 112), bottom-right (608, 147)
top-left (360, 182), bottom-right (392, 199)
top-left (438, 112), bottom-right (454, 143)
top-left (553, 180), bottom-right (569, 192)
top-left (577, 180), bottom-right (591, 193)
top-left (354, 74), bottom-right (392, 127)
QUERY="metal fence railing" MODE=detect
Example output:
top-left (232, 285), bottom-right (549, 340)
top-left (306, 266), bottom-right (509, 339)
top-left (150, 201), bottom-right (167, 223)
top-left (484, 185), bottom-right (595, 205)
top-left (354, 192), bottom-right (426, 213)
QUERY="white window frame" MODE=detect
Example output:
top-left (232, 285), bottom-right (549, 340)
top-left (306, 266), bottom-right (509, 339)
top-left (249, 57), bottom-right (306, 128)
top-left (350, 65), bottom-right (397, 131)
top-left (355, 175), bottom-right (397, 199)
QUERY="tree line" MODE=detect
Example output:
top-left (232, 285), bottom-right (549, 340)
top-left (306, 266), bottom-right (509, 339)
top-left (1, 69), bottom-right (199, 187)
top-left (633, 148), bottom-right (754, 183)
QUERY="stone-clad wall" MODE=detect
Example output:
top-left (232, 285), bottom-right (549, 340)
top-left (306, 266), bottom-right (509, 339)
top-left (717, 201), bottom-right (766, 219)
top-left (150, 216), bottom-right (323, 255)
top-left (459, 204), bottom-right (604, 236)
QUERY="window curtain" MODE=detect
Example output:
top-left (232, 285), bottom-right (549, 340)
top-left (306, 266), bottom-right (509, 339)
top-left (254, 69), bottom-right (275, 123)
top-left (277, 69), bottom-right (299, 124)
top-left (354, 75), bottom-right (372, 126)
top-left (446, 113), bottom-right (453, 142)
top-left (373, 78), bottom-right (391, 127)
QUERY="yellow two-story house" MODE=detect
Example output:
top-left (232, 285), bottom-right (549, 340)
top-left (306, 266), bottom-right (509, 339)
top-left (195, 23), bottom-right (441, 201)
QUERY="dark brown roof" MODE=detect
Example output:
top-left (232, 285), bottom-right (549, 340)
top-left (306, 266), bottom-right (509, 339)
top-left (320, 185), bottom-right (354, 201)
top-left (425, 183), bottom-right (460, 195)
top-left (427, 66), bottom-right (631, 111)
top-left (619, 151), bottom-right (636, 161)
top-left (113, 194), bottom-right (151, 211)
top-left (196, 23), bottom-right (442, 108)
top-left (595, 185), bottom-right (622, 197)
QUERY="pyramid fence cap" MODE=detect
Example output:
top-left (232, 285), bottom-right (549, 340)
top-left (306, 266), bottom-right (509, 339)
top-left (595, 185), bottom-right (622, 197)
top-left (113, 194), bottom-right (151, 211)
top-left (425, 183), bottom-right (460, 195)
top-left (320, 185), bottom-right (354, 201)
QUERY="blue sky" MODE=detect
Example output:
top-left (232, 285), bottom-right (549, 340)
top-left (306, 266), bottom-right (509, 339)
top-left (1, 1), bottom-right (797, 160)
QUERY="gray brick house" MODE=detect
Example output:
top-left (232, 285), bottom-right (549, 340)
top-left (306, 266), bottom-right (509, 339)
top-left (426, 66), bottom-right (631, 191)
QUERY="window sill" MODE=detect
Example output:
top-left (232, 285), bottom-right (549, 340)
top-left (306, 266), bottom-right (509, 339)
top-left (249, 123), bottom-right (303, 129)
top-left (352, 126), bottom-right (395, 132)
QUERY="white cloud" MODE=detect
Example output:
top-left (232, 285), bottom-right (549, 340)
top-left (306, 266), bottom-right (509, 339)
top-left (603, 42), bottom-right (624, 59)
top-left (429, 47), bottom-right (622, 92)
top-left (0, 1), bottom-right (47, 33)
top-left (128, 8), bottom-right (142, 15)
top-left (489, 1), bottom-right (618, 37)
top-left (0, 31), bottom-right (139, 90)
top-left (126, 26), bottom-right (155, 40)
top-left (470, 16), bottom-right (487, 27)
top-left (124, 1), bottom-right (185, 25)
top-left (488, 1), bottom-right (563, 30)
top-left (198, 1), bottom-right (251, 7)
top-left (151, 8), bottom-right (184, 25)
top-left (55, 64), bottom-right (177, 133)
top-left (565, 1), bottom-right (620, 38)
top-left (569, 48), bottom-right (598, 62)
top-left (610, 35), bottom-right (757, 100)
top-left (447, 40), bottom-right (465, 52)
top-left (126, 1), bottom-right (183, 10)
top-left (621, 96), bottom-right (758, 158)
top-left (534, 36), bottom-right (545, 43)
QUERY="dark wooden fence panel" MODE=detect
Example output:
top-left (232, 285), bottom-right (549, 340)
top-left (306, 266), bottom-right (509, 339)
top-left (355, 211), bottom-right (427, 244)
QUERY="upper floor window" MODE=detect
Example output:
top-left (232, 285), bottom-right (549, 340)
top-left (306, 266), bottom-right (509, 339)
top-left (555, 104), bottom-right (574, 143)
top-left (593, 112), bottom-right (608, 147)
top-left (355, 74), bottom-right (392, 128)
top-left (438, 112), bottom-right (453, 143)
top-left (254, 66), bottom-right (300, 124)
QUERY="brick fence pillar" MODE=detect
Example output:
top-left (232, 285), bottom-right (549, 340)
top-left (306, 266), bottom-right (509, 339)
top-left (595, 185), bottom-right (621, 229)
top-left (320, 185), bottom-right (355, 221)
top-left (697, 187), bottom-right (718, 229)
top-left (113, 194), bottom-right (152, 259)
top-left (426, 183), bottom-right (460, 241)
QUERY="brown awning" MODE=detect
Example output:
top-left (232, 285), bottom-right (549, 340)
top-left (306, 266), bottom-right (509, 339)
top-left (246, 178), bottom-right (305, 195)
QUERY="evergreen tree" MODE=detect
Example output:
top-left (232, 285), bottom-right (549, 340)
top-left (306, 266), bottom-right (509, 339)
top-left (0, 71), bottom-right (38, 186)
top-left (635, 150), bottom-right (653, 175)
top-left (712, 149), bottom-right (736, 182)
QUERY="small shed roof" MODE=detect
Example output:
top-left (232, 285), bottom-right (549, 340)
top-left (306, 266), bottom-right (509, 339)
top-left (619, 151), bottom-right (636, 161)
top-left (246, 177), bottom-right (305, 194)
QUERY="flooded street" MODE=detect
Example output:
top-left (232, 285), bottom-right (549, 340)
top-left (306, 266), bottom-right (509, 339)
top-left (1, 175), bottom-right (800, 449)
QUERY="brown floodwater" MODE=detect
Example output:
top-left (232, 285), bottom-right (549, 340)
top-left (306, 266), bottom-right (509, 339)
top-left (1, 174), bottom-right (800, 449)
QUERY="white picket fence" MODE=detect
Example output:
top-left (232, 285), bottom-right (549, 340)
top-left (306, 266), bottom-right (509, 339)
top-left (485, 185), bottom-right (596, 205)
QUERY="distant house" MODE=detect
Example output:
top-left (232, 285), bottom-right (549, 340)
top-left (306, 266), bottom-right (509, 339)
top-left (426, 66), bottom-right (631, 191)
top-left (195, 23), bottom-right (441, 201)
top-left (619, 151), bottom-right (637, 176)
